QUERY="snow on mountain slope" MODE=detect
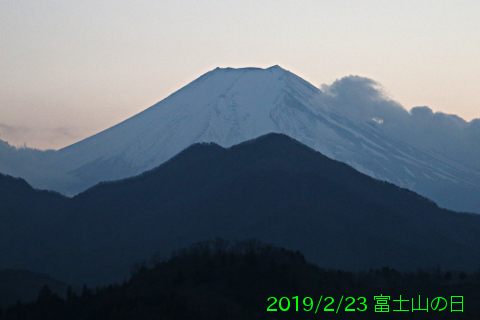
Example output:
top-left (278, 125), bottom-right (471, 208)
top-left (2, 65), bottom-right (480, 213)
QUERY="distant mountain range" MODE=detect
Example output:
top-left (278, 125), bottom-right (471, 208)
top-left (2, 133), bottom-right (480, 286)
top-left (1, 66), bottom-right (480, 213)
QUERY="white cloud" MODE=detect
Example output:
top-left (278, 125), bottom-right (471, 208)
top-left (319, 75), bottom-right (480, 171)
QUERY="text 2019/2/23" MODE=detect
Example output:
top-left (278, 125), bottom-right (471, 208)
top-left (267, 295), bottom-right (464, 313)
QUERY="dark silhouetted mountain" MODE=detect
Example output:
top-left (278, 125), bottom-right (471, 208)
top-left (0, 174), bottom-right (67, 270)
top-left (1, 133), bottom-right (480, 286)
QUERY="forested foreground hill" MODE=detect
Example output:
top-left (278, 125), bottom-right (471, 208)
top-left (2, 240), bottom-right (480, 320)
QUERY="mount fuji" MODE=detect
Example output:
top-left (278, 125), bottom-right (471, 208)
top-left (1, 65), bottom-right (480, 213)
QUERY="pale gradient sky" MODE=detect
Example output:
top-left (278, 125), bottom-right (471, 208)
top-left (1, 0), bottom-right (479, 150)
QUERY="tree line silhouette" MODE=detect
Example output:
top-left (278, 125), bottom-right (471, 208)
top-left (1, 239), bottom-right (480, 319)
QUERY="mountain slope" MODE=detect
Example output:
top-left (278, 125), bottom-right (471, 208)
top-left (0, 174), bottom-right (67, 270)
top-left (2, 134), bottom-right (480, 285)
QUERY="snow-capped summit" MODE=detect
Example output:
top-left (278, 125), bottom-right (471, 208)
top-left (1, 65), bottom-right (480, 213)
top-left (55, 65), bottom-right (321, 179)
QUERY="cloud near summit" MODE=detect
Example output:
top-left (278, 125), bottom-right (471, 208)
top-left (319, 75), bottom-right (480, 170)
top-left (320, 75), bottom-right (408, 124)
